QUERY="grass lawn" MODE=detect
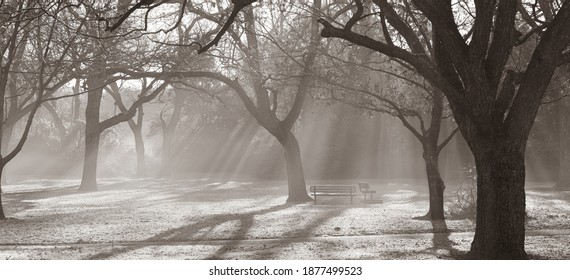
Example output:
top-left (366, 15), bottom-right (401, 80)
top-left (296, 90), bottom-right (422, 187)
top-left (0, 177), bottom-right (569, 259)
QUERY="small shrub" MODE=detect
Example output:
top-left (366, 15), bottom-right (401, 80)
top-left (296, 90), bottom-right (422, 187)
top-left (449, 163), bottom-right (477, 220)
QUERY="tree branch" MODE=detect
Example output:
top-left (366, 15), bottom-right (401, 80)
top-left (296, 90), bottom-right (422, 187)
top-left (373, 0), bottom-right (429, 57)
top-left (468, 0), bottom-right (495, 61)
top-left (507, 0), bottom-right (570, 134)
top-left (196, 0), bottom-right (257, 54)
top-left (108, 0), bottom-right (162, 32)
top-left (412, 0), bottom-right (470, 79)
top-left (99, 81), bottom-right (168, 130)
top-left (282, 0), bottom-right (321, 131)
top-left (345, 0), bottom-right (364, 31)
top-left (485, 0), bottom-right (519, 91)
top-left (111, 68), bottom-right (261, 121)
top-left (438, 126), bottom-right (460, 153)
top-left (318, 18), bottom-right (449, 94)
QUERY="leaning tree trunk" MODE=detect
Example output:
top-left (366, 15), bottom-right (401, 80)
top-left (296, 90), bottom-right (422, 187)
top-left (423, 149), bottom-right (445, 220)
top-left (279, 132), bottom-right (312, 203)
top-left (467, 139), bottom-right (527, 259)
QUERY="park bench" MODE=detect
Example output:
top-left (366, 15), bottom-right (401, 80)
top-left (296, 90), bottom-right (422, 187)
top-left (359, 182), bottom-right (376, 200)
top-left (309, 185), bottom-right (356, 204)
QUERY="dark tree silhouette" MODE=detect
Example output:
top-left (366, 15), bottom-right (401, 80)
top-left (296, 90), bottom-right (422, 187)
top-left (79, 76), bottom-right (167, 192)
top-left (336, 87), bottom-right (458, 220)
top-left (319, 0), bottom-right (570, 259)
top-left (319, 46), bottom-right (458, 220)
top-left (106, 0), bottom-right (257, 55)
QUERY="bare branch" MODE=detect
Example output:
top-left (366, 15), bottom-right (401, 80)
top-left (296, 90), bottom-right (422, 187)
top-left (438, 126), bottom-right (460, 153)
top-left (108, 0), bottom-right (161, 32)
top-left (345, 0), bottom-right (364, 31)
top-left (197, 0), bottom-right (257, 54)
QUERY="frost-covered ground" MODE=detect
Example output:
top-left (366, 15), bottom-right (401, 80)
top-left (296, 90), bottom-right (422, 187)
top-left (0, 178), bottom-right (569, 259)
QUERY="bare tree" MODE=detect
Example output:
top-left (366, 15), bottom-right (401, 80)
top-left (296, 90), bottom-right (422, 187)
top-left (157, 87), bottom-right (188, 176)
top-left (316, 39), bottom-right (459, 220)
top-left (218, 3), bottom-right (322, 202)
top-left (75, 0), bottom-right (174, 191)
top-left (113, 0), bottom-right (322, 202)
top-left (318, 0), bottom-right (570, 259)
top-left (79, 74), bottom-right (168, 192)
top-left (106, 81), bottom-right (149, 176)
top-left (0, 1), bottom-right (83, 219)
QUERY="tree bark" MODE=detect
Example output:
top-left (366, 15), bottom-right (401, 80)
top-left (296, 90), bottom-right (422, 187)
top-left (423, 150), bottom-right (445, 220)
top-left (79, 120), bottom-right (101, 192)
top-left (79, 77), bottom-right (103, 192)
top-left (467, 139), bottom-right (528, 259)
top-left (279, 132), bottom-right (312, 203)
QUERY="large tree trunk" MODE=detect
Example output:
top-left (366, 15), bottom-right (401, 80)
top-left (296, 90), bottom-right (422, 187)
top-left (279, 132), bottom-right (312, 203)
top-left (79, 77), bottom-right (103, 193)
top-left (423, 150), bottom-right (445, 220)
top-left (80, 121), bottom-right (101, 192)
top-left (467, 140), bottom-right (527, 259)
top-left (555, 97), bottom-right (570, 188)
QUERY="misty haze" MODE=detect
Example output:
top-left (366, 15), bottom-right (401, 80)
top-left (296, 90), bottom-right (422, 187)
top-left (1, 0), bottom-right (570, 260)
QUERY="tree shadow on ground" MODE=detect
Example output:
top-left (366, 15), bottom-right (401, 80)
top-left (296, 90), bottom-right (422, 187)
top-left (250, 208), bottom-right (347, 259)
top-left (86, 203), bottom-right (294, 259)
top-left (429, 220), bottom-right (467, 259)
top-left (169, 203), bottom-right (292, 259)
top-left (2, 185), bottom-right (80, 214)
top-left (155, 180), bottom-right (288, 204)
top-left (85, 202), bottom-right (349, 260)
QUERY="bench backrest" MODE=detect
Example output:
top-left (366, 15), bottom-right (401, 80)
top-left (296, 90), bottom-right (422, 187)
top-left (358, 182), bottom-right (370, 192)
top-left (310, 185), bottom-right (355, 193)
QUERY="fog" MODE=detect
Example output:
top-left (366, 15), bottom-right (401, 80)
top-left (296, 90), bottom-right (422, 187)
top-left (5, 86), bottom-right (558, 184)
